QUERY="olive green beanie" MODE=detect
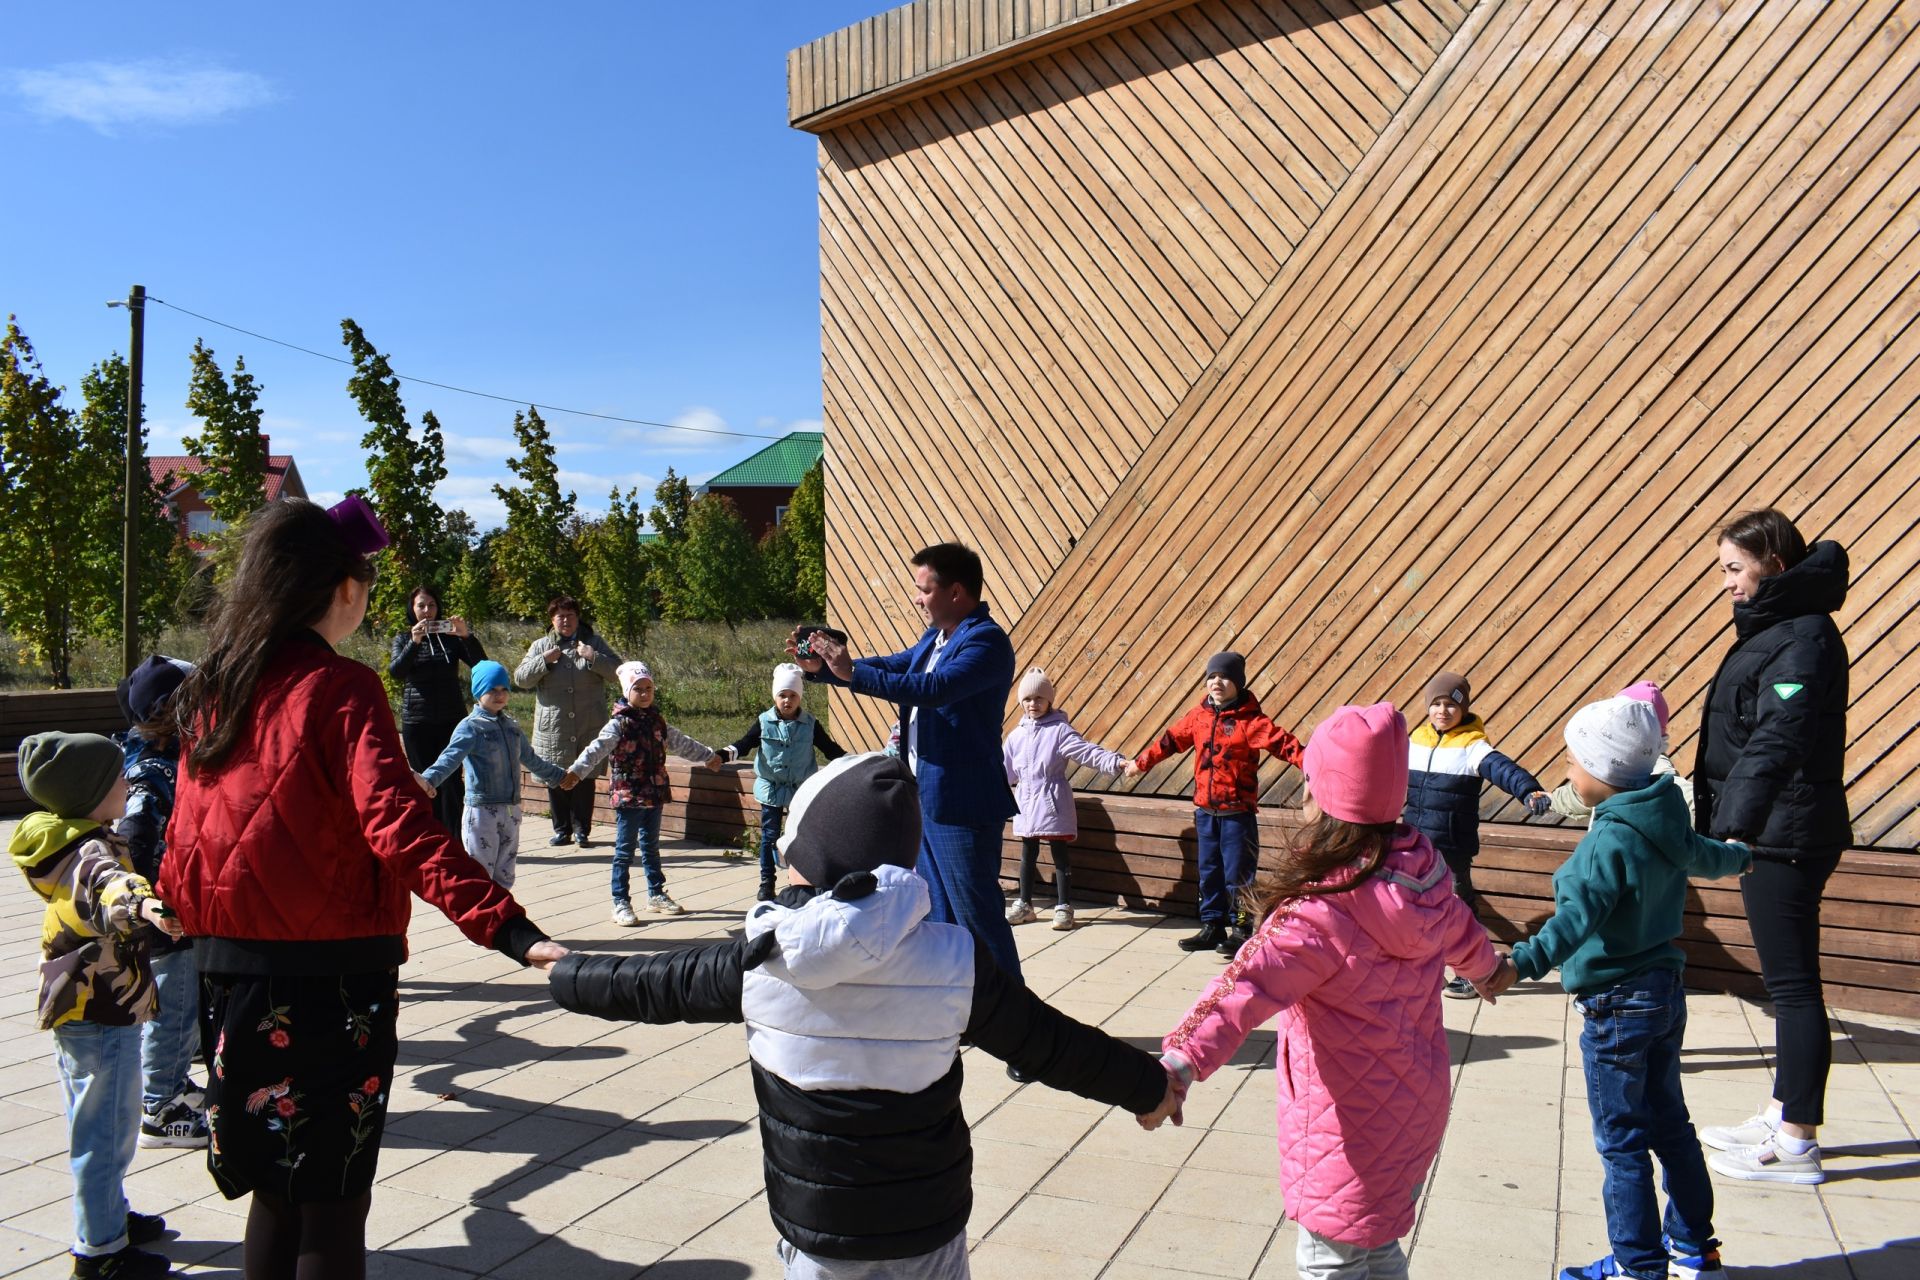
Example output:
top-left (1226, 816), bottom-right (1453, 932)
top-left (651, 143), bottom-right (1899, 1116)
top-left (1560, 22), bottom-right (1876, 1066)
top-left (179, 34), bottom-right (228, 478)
top-left (18, 731), bottom-right (123, 819)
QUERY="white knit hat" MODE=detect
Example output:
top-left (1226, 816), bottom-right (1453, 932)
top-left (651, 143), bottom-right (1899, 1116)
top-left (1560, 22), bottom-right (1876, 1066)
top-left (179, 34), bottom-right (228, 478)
top-left (1565, 697), bottom-right (1660, 790)
top-left (615, 661), bottom-right (653, 695)
top-left (772, 663), bottom-right (806, 698)
top-left (1017, 668), bottom-right (1055, 703)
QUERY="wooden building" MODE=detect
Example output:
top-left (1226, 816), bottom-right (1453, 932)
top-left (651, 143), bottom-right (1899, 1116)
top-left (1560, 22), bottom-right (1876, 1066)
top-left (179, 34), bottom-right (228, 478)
top-left (783, 0), bottom-right (1920, 1013)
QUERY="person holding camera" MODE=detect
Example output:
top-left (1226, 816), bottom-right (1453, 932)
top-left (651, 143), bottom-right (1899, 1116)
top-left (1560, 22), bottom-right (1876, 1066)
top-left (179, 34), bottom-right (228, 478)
top-left (514, 595), bottom-right (623, 847)
top-left (390, 585), bottom-right (487, 832)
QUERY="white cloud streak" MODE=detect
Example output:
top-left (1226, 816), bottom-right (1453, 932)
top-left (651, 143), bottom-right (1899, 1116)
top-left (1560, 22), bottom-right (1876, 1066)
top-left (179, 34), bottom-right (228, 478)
top-left (10, 59), bottom-right (274, 133)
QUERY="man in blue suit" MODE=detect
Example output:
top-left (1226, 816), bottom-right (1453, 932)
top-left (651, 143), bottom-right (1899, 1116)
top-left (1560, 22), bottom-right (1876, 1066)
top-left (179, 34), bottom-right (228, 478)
top-left (789, 543), bottom-right (1022, 978)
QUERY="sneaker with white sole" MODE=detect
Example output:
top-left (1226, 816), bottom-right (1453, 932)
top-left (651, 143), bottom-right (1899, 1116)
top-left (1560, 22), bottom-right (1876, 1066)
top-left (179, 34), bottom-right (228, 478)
top-left (1443, 975), bottom-right (1479, 999)
top-left (1665, 1236), bottom-right (1724, 1277)
top-left (646, 893), bottom-right (684, 916)
top-left (1005, 899), bottom-right (1036, 925)
top-left (1698, 1111), bottom-right (1777, 1151)
top-left (138, 1096), bottom-right (208, 1149)
top-left (610, 900), bottom-right (640, 927)
top-left (1051, 905), bottom-right (1074, 931)
top-left (1707, 1135), bottom-right (1823, 1184)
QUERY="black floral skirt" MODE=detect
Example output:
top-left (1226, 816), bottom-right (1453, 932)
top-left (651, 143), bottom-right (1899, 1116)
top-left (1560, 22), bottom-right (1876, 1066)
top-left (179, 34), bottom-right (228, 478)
top-left (202, 969), bottom-right (400, 1203)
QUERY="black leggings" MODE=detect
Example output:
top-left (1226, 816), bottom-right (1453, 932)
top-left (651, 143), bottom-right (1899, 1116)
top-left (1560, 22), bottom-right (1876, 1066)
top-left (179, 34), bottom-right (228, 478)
top-left (547, 779), bottom-right (597, 838)
top-left (244, 1189), bottom-right (371, 1280)
top-left (1743, 852), bottom-right (1841, 1126)
top-left (1018, 838), bottom-right (1071, 906)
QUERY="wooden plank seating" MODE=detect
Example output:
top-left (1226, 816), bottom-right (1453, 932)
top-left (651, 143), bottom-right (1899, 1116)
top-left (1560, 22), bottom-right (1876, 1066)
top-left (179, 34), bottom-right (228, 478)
top-left (0, 688), bottom-right (127, 816)
top-left (523, 760), bottom-right (1920, 1019)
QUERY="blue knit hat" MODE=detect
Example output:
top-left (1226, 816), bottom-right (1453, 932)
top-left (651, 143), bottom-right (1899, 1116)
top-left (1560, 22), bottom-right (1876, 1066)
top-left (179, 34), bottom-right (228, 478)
top-left (470, 660), bottom-right (511, 698)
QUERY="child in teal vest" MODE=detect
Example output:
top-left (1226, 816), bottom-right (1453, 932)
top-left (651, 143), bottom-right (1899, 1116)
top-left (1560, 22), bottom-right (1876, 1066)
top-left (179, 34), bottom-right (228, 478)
top-left (722, 664), bottom-right (847, 900)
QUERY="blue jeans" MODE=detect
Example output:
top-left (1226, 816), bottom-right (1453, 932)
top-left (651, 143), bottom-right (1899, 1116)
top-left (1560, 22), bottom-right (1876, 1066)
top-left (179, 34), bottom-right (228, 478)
top-left (140, 946), bottom-right (200, 1113)
top-left (1195, 809), bottom-right (1259, 925)
top-left (1575, 967), bottom-right (1718, 1279)
top-left (52, 1021), bottom-right (143, 1255)
top-left (919, 818), bottom-right (1021, 980)
top-left (759, 804), bottom-right (786, 883)
top-left (612, 805), bottom-right (665, 902)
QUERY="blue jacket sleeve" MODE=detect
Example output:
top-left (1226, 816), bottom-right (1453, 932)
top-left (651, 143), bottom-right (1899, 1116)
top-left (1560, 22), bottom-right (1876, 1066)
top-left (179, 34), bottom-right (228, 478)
top-left (1480, 749), bottom-right (1543, 801)
top-left (518, 732), bottom-right (567, 786)
top-left (422, 718), bottom-right (478, 790)
top-left (847, 631), bottom-right (1014, 709)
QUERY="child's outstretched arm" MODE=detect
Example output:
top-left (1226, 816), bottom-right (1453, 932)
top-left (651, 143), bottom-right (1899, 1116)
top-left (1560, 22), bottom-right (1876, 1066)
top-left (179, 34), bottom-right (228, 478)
top-left (813, 724), bottom-right (847, 762)
top-left (1246, 716), bottom-right (1306, 770)
top-left (721, 720), bottom-right (762, 765)
top-left (1682, 832), bottom-right (1752, 880)
top-left (1132, 707), bottom-right (1201, 776)
top-left (1435, 894), bottom-right (1504, 997)
top-left (1160, 911), bottom-right (1341, 1084)
top-left (421, 718), bottom-right (480, 792)
top-left (567, 717), bottom-right (621, 778)
top-left (1507, 841), bottom-right (1624, 983)
top-left (551, 940), bottom-right (749, 1025)
top-left (664, 724), bottom-right (721, 771)
top-left (1479, 747), bottom-right (1551, 814)
top-left (1056, 725), bottom-right (1131, 778)
top-left (518, 734), bottom-right (569, 789)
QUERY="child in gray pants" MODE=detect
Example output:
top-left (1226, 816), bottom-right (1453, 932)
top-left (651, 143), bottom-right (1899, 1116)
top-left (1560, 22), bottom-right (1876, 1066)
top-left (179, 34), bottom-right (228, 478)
top-left (421, 661), bottom-right (567, 889)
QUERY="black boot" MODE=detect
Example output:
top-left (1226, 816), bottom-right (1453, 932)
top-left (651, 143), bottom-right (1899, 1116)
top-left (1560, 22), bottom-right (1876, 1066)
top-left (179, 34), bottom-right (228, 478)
top-left (757, 877), bottom-right (776, 902)
top-left (1178, 922), bottom-right (1228, 952)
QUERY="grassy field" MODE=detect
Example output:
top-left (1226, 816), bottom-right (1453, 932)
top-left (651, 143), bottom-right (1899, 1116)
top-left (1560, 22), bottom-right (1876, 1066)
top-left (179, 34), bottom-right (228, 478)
top-left (0, 618), bottom-right (832, 753)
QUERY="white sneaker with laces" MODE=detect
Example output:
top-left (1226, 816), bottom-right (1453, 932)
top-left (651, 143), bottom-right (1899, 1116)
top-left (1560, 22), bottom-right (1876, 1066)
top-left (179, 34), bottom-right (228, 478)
top-left (646, 893), bottom-right (685, 916)
top-left (139, 1096), bottom-right (209, 1149)
top-left (611, 900), bottom-right (640, 927)
top-left (1051, 905), bottom-right (1074, 931)
top-left (1005, 899), bottom-right (1036, 925)
top-left (1699, 1111), bottom-right (1778, 1151)
top-left (1707, 1135), bottom-right (1823, 1184)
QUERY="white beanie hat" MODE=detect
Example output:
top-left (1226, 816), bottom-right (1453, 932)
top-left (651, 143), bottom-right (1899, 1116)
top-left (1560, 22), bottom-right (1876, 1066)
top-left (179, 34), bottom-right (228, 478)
top-left (772, 663), bottom-right (806, 698)
top-left (1017, 668), bottom-right (1055, 703)
top-left (615, 661), bottom-right (653, 695)
top-left (1565, 697), bottom-right (1661, 790)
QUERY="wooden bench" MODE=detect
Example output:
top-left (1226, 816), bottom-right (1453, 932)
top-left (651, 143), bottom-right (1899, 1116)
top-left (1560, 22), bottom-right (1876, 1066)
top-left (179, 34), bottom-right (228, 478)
top-left (518, 761), bottom-right (1920, 1018)
top-left (0, 688), bottom-right (127, 815)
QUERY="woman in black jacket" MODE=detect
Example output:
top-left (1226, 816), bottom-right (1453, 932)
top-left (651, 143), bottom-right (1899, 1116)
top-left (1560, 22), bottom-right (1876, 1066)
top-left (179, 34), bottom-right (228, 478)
top-left (1694, 509), bottom-right (1850, 1186)
top-left (389, 584), bottom-right (486, 830)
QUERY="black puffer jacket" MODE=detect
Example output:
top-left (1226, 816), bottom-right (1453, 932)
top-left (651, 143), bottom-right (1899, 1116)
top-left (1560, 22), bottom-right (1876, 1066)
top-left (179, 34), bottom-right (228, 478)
top-left (1695, 540), bottom-right (1852, 857)
top-left (550, 886), bottom-right (1165, 1261)
top-left (388, 628), bottom-right (486, 726)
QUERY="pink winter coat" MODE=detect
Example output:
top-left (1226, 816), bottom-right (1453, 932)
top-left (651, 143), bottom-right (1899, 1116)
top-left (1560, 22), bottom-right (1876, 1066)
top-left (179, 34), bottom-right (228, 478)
top-left (1002, 709), bottom-right (1130, 839)
top-left (1162, 827), bottom-right (1498, 1248)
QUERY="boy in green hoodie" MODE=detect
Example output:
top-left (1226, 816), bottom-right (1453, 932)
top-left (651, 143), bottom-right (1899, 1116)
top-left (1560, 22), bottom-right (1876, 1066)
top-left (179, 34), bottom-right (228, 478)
top-left (9, 732), bottom-right (184, 1279)
top-left (1504, 698), bottom-right (1751, 1280)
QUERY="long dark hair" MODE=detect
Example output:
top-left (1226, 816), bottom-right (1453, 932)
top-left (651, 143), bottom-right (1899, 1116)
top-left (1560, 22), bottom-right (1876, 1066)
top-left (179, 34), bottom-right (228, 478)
top-left (407, 584), bottom-right (441, 623)
top-left (1717, 508), bottom-right (1808, 574)
top-left (173, 500), bottom-right (374, 773)
top-left (1242, 813), bottom-right (1399, 924)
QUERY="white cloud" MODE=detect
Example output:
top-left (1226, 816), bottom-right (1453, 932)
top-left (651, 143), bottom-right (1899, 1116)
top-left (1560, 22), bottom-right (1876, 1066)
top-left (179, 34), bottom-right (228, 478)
top-left (10, 59), bottom-right (275, 133)
top-left (441, 431), bottom-right (519, 464)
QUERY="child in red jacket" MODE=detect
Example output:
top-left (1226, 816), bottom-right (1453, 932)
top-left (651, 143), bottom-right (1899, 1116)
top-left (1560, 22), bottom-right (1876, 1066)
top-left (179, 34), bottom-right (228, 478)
top-left (1127, 652), bottom-right (1304, 957)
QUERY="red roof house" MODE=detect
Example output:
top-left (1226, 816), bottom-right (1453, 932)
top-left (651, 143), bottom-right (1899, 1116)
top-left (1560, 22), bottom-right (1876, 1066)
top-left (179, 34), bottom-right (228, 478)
top-left (147, 438), bottom-right (307, 547)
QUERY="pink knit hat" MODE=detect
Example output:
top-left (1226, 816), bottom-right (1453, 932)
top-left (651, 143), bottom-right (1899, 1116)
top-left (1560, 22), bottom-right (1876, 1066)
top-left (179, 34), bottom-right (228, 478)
top-left (1616, 680), bottom-right (1670, 733)
top-left (1301, 702), bottom-right (1408, 825)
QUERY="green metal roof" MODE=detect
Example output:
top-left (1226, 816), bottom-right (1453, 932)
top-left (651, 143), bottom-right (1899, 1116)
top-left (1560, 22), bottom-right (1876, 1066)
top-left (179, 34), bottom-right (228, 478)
top-left (702, 431), bottom-right (823, 488)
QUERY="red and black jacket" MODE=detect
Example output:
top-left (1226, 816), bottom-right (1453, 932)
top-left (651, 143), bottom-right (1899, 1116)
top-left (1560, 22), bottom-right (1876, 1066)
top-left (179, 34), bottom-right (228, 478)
top-left (1135, 693), bottom-right (1304, 812)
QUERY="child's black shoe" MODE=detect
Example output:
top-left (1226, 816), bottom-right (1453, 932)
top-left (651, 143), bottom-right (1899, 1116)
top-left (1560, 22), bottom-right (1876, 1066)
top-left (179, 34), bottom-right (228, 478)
top-left (124, 1212), bottom-right (168, 1245)
top-left (70, 1245), bottom-right (173, 1279)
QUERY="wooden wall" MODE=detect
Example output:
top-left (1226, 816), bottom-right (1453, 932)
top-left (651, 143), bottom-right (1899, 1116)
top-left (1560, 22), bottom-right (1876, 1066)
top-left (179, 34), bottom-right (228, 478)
top-left (795, 0), bottom-right (1920, 854)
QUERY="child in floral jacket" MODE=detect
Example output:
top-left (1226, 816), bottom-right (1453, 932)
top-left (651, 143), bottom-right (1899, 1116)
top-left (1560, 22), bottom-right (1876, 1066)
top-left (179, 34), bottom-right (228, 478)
top-left (568, 661), bottom-right (722, 926)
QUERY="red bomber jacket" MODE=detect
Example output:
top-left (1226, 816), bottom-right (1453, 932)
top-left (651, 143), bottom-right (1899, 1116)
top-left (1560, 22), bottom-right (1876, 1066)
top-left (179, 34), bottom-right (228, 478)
top-left (1134, 693), bottom-right (1304, 812)
top-left (162, 632), bottom-right (540, 974)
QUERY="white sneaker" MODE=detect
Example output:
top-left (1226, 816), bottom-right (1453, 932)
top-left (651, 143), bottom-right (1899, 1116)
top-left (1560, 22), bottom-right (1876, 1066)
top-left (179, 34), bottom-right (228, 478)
top-left (611, 901), bottom-right (640, 927)
top-left (1699, 1111), bottom-right (1778, 1151)
top-left (1005, 899), bottom-right (1036, 925)
top-left (646, 893), bottom-right (685, 916)
top-left (1707, 1135), bottom-right (1823, 1184)
top-left (1051, 905), bottom-right (1075, 931)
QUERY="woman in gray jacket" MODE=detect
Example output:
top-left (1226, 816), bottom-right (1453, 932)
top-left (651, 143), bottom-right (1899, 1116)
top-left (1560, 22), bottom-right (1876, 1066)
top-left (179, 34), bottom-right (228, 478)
top-left (513, 595), bottom-right (621, 846)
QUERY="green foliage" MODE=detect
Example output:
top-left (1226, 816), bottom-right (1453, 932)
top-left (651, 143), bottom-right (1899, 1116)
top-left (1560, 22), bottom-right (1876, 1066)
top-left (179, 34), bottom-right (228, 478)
top-left (77, 354), bottom-right (193, 649)
top-left (182, 339), bottom-right (268, 525)
top-left (491, 407), bottom-right (580, 618)
top-left (756, 520), bottom-right (799, 618)
top-left (667, 493), bottom-right (758, 627)
top-left (341, 319), bottom-right (448, 631)
top-left (0, 318), bottom-right (92, 686)
top-left (643, 468), bottom-right (693, 617)
top-left (580, 487), bottom-right (651, 651)
top-left (787, 459), bottom-right (827, 618)
top-left (445, 546), bottom-right (496, 624)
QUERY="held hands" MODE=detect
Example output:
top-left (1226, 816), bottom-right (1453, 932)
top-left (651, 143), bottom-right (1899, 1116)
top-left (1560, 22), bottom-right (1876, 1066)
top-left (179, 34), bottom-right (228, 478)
top-left (1523, 791), bottom-right (1552, 817)
top-left (703, 755), bottom-right (724, 772)
top-left (1469, 955), bottom-right (1519, 1003)
top-left (140, 898), bottom-right (184, 941)
top-left (413, 772), bottom-right (437, 798)
top-left (1121, 760), bottom-right (1144, 781)
top-left (1137, 1063), bottom-right (1189, 1131)
top-left (560, 772), bottom-right (581, 792)
top-left (526, 940), bottom-right (569, 973)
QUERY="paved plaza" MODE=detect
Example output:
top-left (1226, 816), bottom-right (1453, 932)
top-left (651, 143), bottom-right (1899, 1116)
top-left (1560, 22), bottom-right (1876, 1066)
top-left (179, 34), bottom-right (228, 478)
top-left (2, 822), bottom-right (1916, 1279)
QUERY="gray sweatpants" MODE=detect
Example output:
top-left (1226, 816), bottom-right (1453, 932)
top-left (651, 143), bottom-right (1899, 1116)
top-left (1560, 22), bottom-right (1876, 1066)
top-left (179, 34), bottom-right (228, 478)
top-left (461, 803), bottom-right (521, 890)
top-left (776, 1233), bottom-right (968, 1280)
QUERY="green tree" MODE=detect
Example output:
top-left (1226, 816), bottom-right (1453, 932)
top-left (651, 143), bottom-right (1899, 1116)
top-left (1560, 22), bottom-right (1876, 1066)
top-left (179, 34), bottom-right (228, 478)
top-left (491, 406), bottom-right (579, 618)
top-left (644, 467), bottom-right (693, 617)
top-left (669, 493), bottom-right (758, 626)
top-left (0, 318), bottom-right (91, 686)
top-left (341, 319), bottom-right (448, 630)
top-left (445, 546), bottom-right (496, 624)
top-left (755, 520), bottom-right (799, 618)
top-left (581, 487), bottom-right (651, 650)
top-left (787, 458), bottom-right (827, 618)
top-left (182, 339), bottom-right (268, 525)
top-left (77, 354), bottom-right (193, 650)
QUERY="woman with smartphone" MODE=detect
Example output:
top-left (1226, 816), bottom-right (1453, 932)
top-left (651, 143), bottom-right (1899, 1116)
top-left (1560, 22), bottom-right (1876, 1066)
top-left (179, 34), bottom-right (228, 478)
top-left (390, 584), bottom-right (487, 831)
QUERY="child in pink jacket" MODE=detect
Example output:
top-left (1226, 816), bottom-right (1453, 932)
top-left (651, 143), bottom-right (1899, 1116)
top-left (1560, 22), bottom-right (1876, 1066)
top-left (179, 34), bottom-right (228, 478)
top-left (1144, 702), bottom-right (1510, 1278)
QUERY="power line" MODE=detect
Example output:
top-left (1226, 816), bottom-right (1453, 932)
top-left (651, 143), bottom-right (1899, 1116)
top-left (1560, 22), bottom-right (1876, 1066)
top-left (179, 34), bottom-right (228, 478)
top-left (145, 296), bottom-right (792, 442)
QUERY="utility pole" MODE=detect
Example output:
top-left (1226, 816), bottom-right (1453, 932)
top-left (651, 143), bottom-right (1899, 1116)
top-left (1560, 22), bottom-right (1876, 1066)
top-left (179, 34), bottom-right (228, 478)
top-left (109, 285), bottom-right (145, 678)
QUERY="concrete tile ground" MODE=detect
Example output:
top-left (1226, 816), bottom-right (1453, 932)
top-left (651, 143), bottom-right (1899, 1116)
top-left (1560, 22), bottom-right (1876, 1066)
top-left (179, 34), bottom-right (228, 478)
top-left (2, 820), bottom-right (1916, 1278)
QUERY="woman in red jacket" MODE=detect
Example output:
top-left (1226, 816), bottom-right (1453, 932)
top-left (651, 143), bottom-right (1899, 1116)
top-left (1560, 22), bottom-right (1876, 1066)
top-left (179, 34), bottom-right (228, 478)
top-left (162, 497), bottom-right (566, 1279)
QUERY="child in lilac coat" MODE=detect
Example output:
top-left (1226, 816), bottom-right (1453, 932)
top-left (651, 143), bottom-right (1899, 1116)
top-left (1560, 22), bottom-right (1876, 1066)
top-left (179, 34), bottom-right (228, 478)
top-left (1143, 703), bottom-right (1507, 1278)
top-left (1002, 668), bottom-right (1130, 931)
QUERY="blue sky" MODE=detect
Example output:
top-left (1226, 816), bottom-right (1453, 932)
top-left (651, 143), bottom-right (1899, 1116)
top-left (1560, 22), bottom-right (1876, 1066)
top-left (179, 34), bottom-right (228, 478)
top-left (2, 2), bottom-right (883, 526)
